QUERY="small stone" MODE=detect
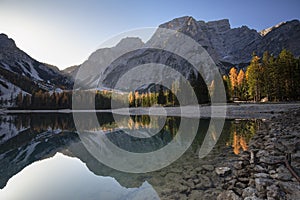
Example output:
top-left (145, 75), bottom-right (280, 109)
top-left (266, 184), bottom-right (280, 199)
top-left (178, 184), bottom-right (189, 194)
top-left (276, 165), bottom-right (292, 181)
top-left (170, 167), bottom-right (182, 173)
top-left (217, 190), bottom-right (241, 200)
top-left (193, 178), bottom-right (200, 184)
top-left (242, 187), bottom-right (257, 198)
top-left (236, 169), bottom-right (249, 177)
top-left (244, 196), bottom-right (261, 200)
top-left (202, 164), bottom-right (214, 171)
top-left (195, 174), bottom-right (212, 189)
top-left (270, 173), bottom-right (279, 179)
top-left (234, 161), bottom-right (244, 170)
top-left (189, 190), bottom-right (204, 200)
top-left (237, 177), bottom-right (249, 184)
top-left (195, 167), bottom-right (203, 173)
top-left (236, 181), bottom-right (247, 189)
top-left (278, 181), bottom-right (300, 199)
top-left (185, 179), bottom-right (195, 189)
top-left (215, 167), bottom-right (231, 176)
top-left (254, 165), bottom-right (267, 173)
top-left (254, 173), bottom-right (270, 179)
top-left (255, 178), bottom-right (273, 192)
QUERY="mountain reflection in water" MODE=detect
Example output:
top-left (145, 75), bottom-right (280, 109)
top-left (0, 113), bottom-right (261, 199)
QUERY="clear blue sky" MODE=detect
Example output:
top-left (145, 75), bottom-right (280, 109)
top-left (0, 0), bottom-right (299, 69)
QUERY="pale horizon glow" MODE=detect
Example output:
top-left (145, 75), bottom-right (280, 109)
top-left (0, 0), bottom-right (299, 70)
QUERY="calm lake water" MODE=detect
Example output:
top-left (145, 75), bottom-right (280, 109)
top-left (0, 113), bottom-right (261, 200)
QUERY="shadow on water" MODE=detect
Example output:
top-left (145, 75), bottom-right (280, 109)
top-left (0, 112), bottom-right (263, 199)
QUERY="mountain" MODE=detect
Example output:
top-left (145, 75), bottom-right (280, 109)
top-left (158, 16), bottom-right (300, 67)
top-left (0, 33), bottom-right (72, 106)
top-left (67, 17), bottom-right (300, 92)
top-left (1, 17), bottom-right (300, 103)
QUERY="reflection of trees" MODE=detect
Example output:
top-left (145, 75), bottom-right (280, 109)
top-left (126, 115), bottom-right (180, 137)
top-left (0, 114), bottom-right (75, 132)
top-left (227, 120), bottom-right (260, 155)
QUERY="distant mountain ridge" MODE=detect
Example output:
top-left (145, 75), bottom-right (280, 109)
top-left (158, 16), bottom-right (300, 66)
top-left (0, 33), bottom-right (72, 105)
top-left (1, 16), bottom-right (300, 105)
top-left (66, 17), bottom-right (300, 90)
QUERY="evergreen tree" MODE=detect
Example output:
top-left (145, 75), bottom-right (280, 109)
top-left (246, 55), bottom-right (264, 101)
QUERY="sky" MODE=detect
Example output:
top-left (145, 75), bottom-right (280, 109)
top-left (0, 0), bottom-right (299, 70)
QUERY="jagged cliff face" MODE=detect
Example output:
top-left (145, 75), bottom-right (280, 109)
top-left (159, 16), bottom-right (300, 65)
top-left (71, 16), bottom-right (300, 90)
top-left (257, 20), bottom-right (300, 57)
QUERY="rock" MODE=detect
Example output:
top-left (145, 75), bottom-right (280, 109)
top-left (195, 167), bottom-right (203, 173)
top-left (178, 184), bottom-right (189, 194)
top-left (184, 179), bottom-right (195, 189)
top-left (217, 190), bottom-right (241, 200)
top-left (236, 181), bottom-right (247, 189)
top-left (242, 187), bottom-right (257, 198)
top-left (223, 179), bottom-right (237, 190)
top-left (266, 184), bottom-right (281, 199)
top-left (160, 188), bottom-right (173, 196)
top-left (170, 167), bottom-right (183, 173)
top-left (202, 164), bottom-right (214, 171)
top-left (215, 167), bottom-right (231, 176)
top-left (278, 181), bottom-right (300, 196)
top-left (254, 173), bottom-right (270, 179)
top-left (234, 161), bottom-right (244, 170)
top-left (244, 196), bottom-right (261, 200)
top-left (189, 190), bottom-right (204, 200)
top-left (236, 169), bottom-right (249, 177)
top-left (232, 187), bottom-right (243, 196)
top-left (255, 178), bottom-right (273, 192)
top-left (195, 175), bottom-right (212, 189)
top-left (193, 178), bottom-right (200, 184)
top-left (275, 165), bottom-right (292, 181)
top-left (254, 165), bottom-right (267, 173)
top-left (237, 177), bottom-right (249, 183)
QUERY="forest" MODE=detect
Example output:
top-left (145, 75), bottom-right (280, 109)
top-left (7, 49), bottom-right (300, 110)
top-left (224, 49), bottom-right (300, 102)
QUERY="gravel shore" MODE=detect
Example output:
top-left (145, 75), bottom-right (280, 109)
top-left (218, 107), bottom-right (300, 200)
top-left (112, 103), bottom-right (300, 119)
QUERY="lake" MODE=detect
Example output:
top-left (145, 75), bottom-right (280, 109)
top-left (0, 112), bottom-right (262, 200)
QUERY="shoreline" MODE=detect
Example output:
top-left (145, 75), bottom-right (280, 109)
top-left (2, 103), bottom-right (300, 119)
top-left (218, 106), bottom-right (300, 199)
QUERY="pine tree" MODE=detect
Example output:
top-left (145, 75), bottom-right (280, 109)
top-left (246, 55), bottom-right (263, 102)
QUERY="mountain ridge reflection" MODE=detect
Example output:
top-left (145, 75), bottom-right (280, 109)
top-left (0, 152), bottom-right (160, 200)
top-left (0, 113), bottom-right (261, 199)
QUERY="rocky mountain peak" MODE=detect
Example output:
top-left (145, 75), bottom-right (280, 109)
top-left (259, 22), bottom-right (286, 36)
top-left (159, 16), bottom-right (197, 30)
top-left (0, 33), bottom-right (16, 49)
top-left (115, 37), bottom-right (144, 50)
top-left (159, 17), bottom-right (231, 33)
top-left (206, 19), bottom-right (231, 32)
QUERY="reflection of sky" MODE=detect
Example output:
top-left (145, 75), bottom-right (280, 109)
top-left (0, 153), bottom-right (159, 200)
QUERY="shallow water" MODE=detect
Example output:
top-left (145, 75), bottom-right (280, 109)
top-left (0, 113), bottom-right (261, 199)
